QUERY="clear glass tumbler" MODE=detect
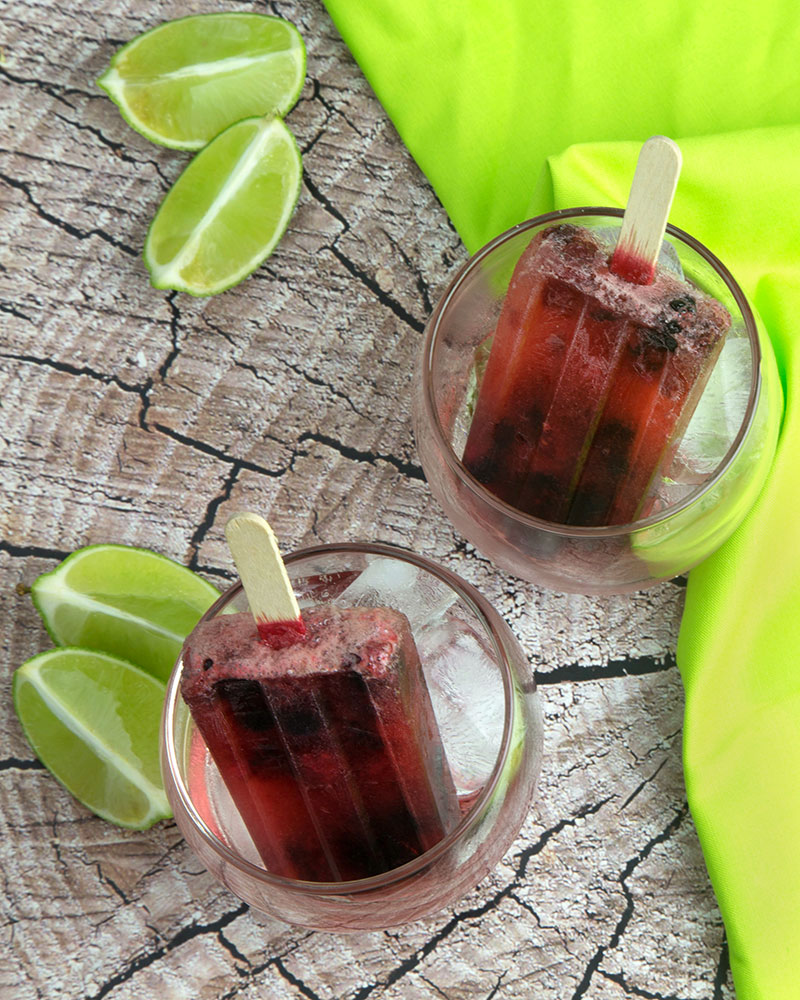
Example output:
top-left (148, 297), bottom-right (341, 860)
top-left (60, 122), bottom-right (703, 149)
top-left (161, 542), bottom-right (543, 930)
top-left (413, 208), bottom-right (781, 594)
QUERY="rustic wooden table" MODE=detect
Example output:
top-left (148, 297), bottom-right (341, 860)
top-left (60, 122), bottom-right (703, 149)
top-left (1, 1), bottom-right (734, 997)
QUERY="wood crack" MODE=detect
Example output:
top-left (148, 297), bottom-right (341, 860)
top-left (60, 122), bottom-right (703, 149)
top-left (216, 930), bottom-right (252, 971)
top-left (150, 422), bottom-right (305, 479)
top-left (598, 969), bottom-right (692, 1000)
top-left (0, 757), bottom-right (46, 771)
top-left (330, 243), bottom-right (424, 334)
top-left (298, 80), bottom-right (337, 156)
top-left (298, 429), bottom-right (424, 481)
top-left (534, 653), bottom-right (676, 685)
top-left (0, 300), bottom-right (35, 322)
top-left (0, 170), bottom-right (138, 255)
top-left (273, 956), bottom-right (325, 1000)
top-left (350, 797), bottom-right (614, 1000)
top-left (303, 168), bottom-right (349, 231)
top-left (159, 291), bottom-right (183, 381)
top-left (0, 64), bottom-right (80, 110)
top-left (0, 538), bottom-right (72, 561)
top-left (192, 562), bottom-right (236, 584)
top-left (620, 758), bottom-right (669, 810)
top-left (712, 939), bottom-right (731, 1000)
top-left (51, 109), bottom-right (172, 185)
top-left (2, 351), bottom-right (151, 397)
top-left (395, 241), bottom-right (433, 315)
top-left (215, 934), bottom-right (315, 1000)
top-left (84, 902), bottom-right (249, 1000)
top-left (568, 804), bottom-right (690, 999)
top-left (514, 797), bottom-right (615, 878)
top-left (187, 463), bottom-right (241, 570)
top-left (281, 357), bottom-right (366, 416)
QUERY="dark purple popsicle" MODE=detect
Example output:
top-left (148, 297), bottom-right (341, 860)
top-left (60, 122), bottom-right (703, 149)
top-left (181, 605), bottom-right (459, 882)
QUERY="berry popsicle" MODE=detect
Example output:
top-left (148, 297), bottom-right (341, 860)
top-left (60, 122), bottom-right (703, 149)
top-left (462, 138), bottom-right (730, 526)
top-left (180, 514), bottom-right (459, 882)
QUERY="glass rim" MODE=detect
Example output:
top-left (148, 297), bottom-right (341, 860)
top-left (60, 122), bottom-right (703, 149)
top-left (421, 206), bottom-right (762, 537)
top-left (162, 540), bottom-right (522, 895)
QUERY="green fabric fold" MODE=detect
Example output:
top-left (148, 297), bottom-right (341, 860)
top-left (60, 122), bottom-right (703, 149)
top-left (324, 2), bottom-right (800, 255)
top-left (323, 2), bottom-right (800, 995)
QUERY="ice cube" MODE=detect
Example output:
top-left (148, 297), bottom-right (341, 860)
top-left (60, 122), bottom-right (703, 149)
top-left (648, 335), bottom-right (753, 510)
top-left (203, 751), bottom-right (263, 866)
top-left (675, 336), bottom-right (753, 475)
top-left (418, 621), bottom-right (506, 795)
top-left (338, 557), bottom-right (457, 631)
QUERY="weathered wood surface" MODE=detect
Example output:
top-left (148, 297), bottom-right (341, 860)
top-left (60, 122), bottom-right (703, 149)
top-left (0, 1), bottom-right (733, 997)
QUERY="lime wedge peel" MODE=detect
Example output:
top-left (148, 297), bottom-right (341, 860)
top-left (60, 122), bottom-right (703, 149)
top-left (13, 649), bottom-right (171, 830)
top-left (31, 544), bottom-right (219, 683)
top-left (144, 115), bottom-right (303, 296)
top-left (97, 13), bottom-right (306, 150)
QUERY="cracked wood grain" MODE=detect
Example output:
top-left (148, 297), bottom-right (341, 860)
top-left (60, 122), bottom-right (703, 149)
top-left (0, 0), bottom-right (733, 998)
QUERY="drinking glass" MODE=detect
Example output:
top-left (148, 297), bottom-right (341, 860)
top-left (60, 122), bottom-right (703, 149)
top-left (161, 542), bottom-right (543, 930)
top-left (413, 208), bottom-right (781, 594)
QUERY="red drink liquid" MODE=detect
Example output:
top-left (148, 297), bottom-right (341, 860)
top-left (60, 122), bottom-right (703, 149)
top-left (462, 224), bottom-right (730, 525)
top-left (181, 605), bottom-right (459, 882)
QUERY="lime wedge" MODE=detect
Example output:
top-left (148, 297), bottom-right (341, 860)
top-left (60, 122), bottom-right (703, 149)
top-left (143, 114), bottom-right (302, 295)
top-left (97, 13), bottom-right (306, 150)
top-left (13, 649), bottom-right (170, 829)
top-left (32, 544), bottom-right (219, 683)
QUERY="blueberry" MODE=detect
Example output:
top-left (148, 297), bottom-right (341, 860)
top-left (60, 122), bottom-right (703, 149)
top-left (669, 295), bottom-right (696, 314)
top-left (215, 679), bottom-right (275, 732)
top-left (277, 704), bottom-right (322, 737)
top-left (645, 318), bottom-right (679, 352)
top-left (467, 453), bottom-right (499, 485)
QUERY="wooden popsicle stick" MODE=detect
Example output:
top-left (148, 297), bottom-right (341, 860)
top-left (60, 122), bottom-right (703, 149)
top-left (224, 512), bottom-right (306, 647)
top-left (610, 135), bottom-right (682, 285)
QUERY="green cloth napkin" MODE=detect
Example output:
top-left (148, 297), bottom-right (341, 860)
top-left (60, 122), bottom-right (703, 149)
top-left (323, 2), bottom-right (800, 996)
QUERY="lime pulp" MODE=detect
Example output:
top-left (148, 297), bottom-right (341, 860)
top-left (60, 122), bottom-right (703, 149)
top-left (13, 648), bottom-right (171, 829)
top-left (97, 13), bottom-right (306, 150)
